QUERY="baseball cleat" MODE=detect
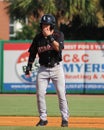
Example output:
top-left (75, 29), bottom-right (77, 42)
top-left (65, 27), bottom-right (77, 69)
top-left (61, 120), bottom-right (68, 127)
top-left (36, 119), bottom-right (48, 126)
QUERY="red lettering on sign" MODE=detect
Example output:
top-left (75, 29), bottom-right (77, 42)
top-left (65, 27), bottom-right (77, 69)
top-left (63, 54), bottom-right (89, 63)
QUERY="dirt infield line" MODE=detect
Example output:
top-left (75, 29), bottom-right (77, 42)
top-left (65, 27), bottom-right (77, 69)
top-left (0, 117), bottom-right (104, 129)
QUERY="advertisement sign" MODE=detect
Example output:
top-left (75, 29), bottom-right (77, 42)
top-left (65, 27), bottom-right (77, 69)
top-left (63, 42), bottom-right (104, 93)
top-left (3, 43), bottom-right (55, 93)
top-left (3, 43), bottom-right (35, 93)
top-left (3, 42), bottom-right (104, 93)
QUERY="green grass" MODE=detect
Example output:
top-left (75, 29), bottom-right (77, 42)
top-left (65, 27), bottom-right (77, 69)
top-left (0, 94), bottom-right (104, 117)
top-left (0, 94), bottom-right (104, 130)
top-left (69, 95), bottom-right (104, 117)
top-left (0, 126), bottom-right (103, 130)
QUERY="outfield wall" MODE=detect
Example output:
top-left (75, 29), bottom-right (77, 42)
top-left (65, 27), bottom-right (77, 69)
top-left (0, 40), bottom-right (104, 94)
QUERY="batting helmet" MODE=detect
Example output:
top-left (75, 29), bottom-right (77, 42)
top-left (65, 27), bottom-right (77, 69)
top-left (40, 14), bottom-right (56, 30)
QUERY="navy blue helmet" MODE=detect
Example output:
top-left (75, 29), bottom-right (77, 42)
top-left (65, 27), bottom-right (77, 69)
top-left (40, 14), bottom-right (56, 29)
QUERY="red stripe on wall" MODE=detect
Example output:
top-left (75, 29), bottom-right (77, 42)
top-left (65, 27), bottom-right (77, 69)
top-left (4, 43), bottom-right (31, 50)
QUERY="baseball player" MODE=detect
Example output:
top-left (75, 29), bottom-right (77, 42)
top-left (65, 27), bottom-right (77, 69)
top-left (25, 14), bottom-right (69, 127)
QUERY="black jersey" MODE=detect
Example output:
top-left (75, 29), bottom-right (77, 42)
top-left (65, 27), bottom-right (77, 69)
top-left (28, 30), bottom-right (64, 66)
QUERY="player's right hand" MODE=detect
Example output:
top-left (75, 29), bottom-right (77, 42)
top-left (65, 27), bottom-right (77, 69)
top-left (25, 66), bottom-right (31, 78)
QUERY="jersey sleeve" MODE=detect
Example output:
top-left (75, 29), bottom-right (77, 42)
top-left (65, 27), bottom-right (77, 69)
top-left (59, 32), bottom-right (64, 49)
top-left (28, 36), bottom-right (38, 64)
top-left (55, 31), bottom-right (64, 50)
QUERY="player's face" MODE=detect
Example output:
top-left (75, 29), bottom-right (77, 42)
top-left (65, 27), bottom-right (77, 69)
top-left (42, 24), bottom-right (50, 31)
top-left (42, 24), bottom-right (54, 37)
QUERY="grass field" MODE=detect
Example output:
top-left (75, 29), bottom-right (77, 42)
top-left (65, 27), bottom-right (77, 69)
top-left (0, 94), bottom-right (104, 130)
top-left (0, 126), bottom-right (103, 130)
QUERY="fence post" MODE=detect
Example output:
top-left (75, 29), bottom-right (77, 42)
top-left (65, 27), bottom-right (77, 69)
top-left (0, 40), bottom-right (3, 93)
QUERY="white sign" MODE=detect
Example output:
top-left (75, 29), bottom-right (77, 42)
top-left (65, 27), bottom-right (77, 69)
top-left (3, 42), bottom-right (104, 93)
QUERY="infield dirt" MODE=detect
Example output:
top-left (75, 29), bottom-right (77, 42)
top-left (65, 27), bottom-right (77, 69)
top-left (0, 117), bottom-right (104, 129)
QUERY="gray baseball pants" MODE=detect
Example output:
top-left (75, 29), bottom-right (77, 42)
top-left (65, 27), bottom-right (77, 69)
top-left (36, 62), bottom-right (69, 121)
